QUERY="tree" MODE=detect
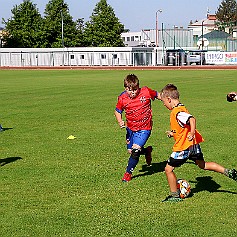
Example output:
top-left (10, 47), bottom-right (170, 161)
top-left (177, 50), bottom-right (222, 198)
top-left (84, 0), bottom-right (125, 47)
top-left (216, 0), bottom-right (237, 33)
top-left (75, 18), bottom-right (86, 47)
top-left (2, 0), bottom-right (44, 47)
top-left (43, 0), bottom-right (80, 47)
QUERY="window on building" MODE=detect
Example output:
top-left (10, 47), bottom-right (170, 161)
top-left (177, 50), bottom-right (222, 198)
top-left (135, 36), bottom-right (139, 41)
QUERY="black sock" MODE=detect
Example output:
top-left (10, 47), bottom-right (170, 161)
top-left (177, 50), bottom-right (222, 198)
top-left (140, 147), bottom-right (146, 155)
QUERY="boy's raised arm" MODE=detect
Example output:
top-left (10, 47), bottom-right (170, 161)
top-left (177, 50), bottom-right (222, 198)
top-left (187, 117), bottom-right (196, 141)
top-left (114, 110), bottom-right (125, 128)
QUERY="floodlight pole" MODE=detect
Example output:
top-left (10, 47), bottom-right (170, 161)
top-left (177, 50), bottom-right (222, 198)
top-left (61, 10), bottom-right (64, 48)
top-left (201, 21), bottom-right (204, 51)
top-left (156, 9), bottom-right (162, 47)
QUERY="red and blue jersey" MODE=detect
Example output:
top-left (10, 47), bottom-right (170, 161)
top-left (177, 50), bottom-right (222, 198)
top-left (115, 87), bottom-right (158, 131)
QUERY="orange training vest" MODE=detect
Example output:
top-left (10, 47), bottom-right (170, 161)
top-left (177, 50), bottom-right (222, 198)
top-left (170, 104), bottom-right (204, 151)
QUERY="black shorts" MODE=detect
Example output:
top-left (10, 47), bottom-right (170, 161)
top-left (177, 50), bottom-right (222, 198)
top-left (167, 144), bottom-right (204, 167)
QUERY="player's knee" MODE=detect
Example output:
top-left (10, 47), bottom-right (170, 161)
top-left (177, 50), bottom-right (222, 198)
top-left (165, 164), bottom-right (174, 174)
top-left (127, 149), bottom-right (132, 154)
top-left (131, 148), bottom-right (141, 160)
top-left (195, 160), bottom-right (205, 169)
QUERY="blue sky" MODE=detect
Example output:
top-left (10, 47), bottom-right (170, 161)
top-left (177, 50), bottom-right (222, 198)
top-left (0, 0), bottom-right (222, 31)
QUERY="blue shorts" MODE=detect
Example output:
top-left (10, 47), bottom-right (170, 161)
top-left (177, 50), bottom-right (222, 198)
top-left (168, 144), bottom-right (204, 167)
top-left (126, 128), bottom-right (151, 150)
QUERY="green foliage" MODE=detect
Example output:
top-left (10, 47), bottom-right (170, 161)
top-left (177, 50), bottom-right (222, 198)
top-left (216, 0), bottom-right (237, 33)
top-left (75, 18), bottom-right (86, 47)
top-left (0, 69), bottom-right (237, 236)
top-left (2, 0), bottom-right (125, 48)
top-left (43, 0), bottom-right (81, 47)
top-left (2, 0), bottom-right (44, 47)
top-left (84, 0), bottom-right (125, 47)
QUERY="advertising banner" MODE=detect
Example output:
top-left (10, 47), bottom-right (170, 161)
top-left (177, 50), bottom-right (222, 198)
top-left (205, 52), bottom-right (237, 64)
top-left (205, 52), bottom-right (225, 64)
top-left (225, 53), bottom-right (237, 64)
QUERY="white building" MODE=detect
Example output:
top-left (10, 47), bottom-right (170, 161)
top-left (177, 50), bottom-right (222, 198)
top-left (0, 47), bottom-right (160, 66)
top-left (121, 14), bottom-right (220, 48)
top-left (121, 28), bottom-right (194, 48)
top-left (121, 32), bottom-right (143, 47)
top-left (188, 14), bottom-right (218, 38)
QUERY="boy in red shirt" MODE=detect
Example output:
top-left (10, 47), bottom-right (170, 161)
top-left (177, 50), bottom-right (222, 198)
top-left (160, 84), bottom-right (237, 202)
top-left (115, 74), bottom-right (160, 182)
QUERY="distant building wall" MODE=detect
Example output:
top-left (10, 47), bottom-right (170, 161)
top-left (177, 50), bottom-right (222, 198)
top-left (188, 14), bottom-right (218, 37)
top-left (0, 47), bottom-right (160, 67)
top-left (121, 28), bottom-right (194, 48)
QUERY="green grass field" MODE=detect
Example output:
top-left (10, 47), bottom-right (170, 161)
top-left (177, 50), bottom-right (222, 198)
top-left (0, 69), bottom-right (237, 236)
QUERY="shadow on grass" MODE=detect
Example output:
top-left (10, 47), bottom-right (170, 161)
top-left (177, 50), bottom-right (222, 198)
top-left (132, 161), bottom-right (167, 179)
top-left (133, 161), bottom-right (237, 196)
top-left (0, 157), bottom-right (23, 167)
top-left (189, 176), bottom-right (237, 197)
top-left (0, 127), bottom-right (13, 132)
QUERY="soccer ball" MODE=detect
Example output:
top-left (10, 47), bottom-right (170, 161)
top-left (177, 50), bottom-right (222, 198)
top-left (177, 179), bottom-right (191, 199)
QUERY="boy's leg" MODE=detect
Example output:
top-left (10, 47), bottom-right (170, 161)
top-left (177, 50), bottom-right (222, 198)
top-left (162, 163), bottom-right (183, 202)
top-left (141, 146), bottom-right (153, 166)
top-left (196, 160), bottom-right (237, 181)
top-left (122, 144), bottom-right (142, 182)
top-left (165, 164), bottom-right (177, 193)
top-left (125, 144), bottom-right (141, 173)
top-left (162, 152), bottom-right (188, 202)
top-left (122, 128), bottom-right (134, 182)
top-left (138, 130), bottom-right (152, 165)
top-left (132, 130), bottom-right (152, 167)
top-left (195, 160), bottom-right (225, 173)
top-left (127, 130), bottom-right (151, 173)
top-left (189, 145), bottom-right (236, 181)
top-left (190, 145), bottom-right (225, 172)
top-left (122, 130), bottom-right (151, 182)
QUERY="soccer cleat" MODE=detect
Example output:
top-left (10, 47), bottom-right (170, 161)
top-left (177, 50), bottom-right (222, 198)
top-left (162, 195), bottom-right (183, 203)
top-left (122, 172), bottom-right (132, 182)
top-left (145, 146), bottom-right (153, 166)
top-left (228, 169), bottom-right (237, 181)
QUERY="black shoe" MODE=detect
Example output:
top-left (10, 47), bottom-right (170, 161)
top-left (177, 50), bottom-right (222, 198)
top-left (228, 169), bottom-right (237, 181)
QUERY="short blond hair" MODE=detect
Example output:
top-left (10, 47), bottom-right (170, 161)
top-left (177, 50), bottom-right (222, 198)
top-left (161, 84), bottom-right (179, 99)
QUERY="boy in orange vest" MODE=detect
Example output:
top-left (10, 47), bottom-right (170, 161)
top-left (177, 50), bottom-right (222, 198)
top-left (160, 84), bottom-right (236, 202)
